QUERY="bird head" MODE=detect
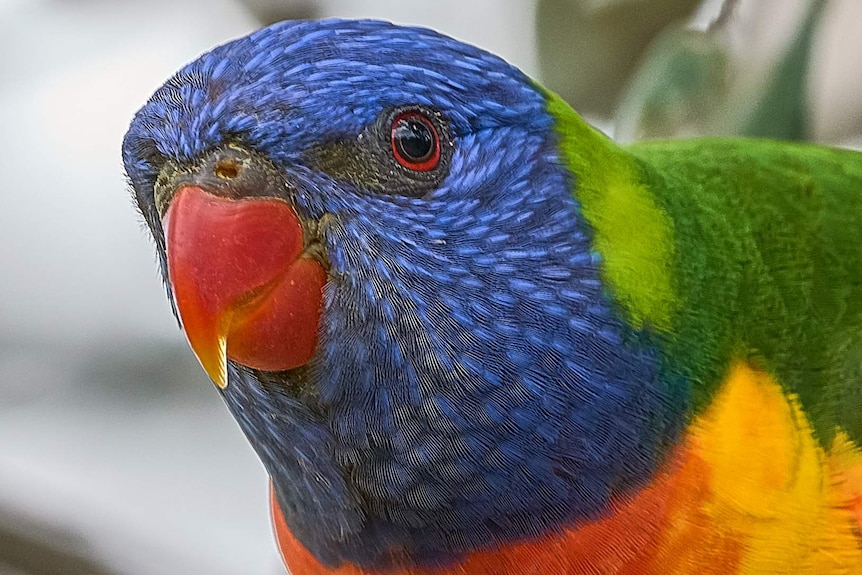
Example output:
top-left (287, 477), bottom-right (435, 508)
top-left (123, 19), bottom-right (557, 389)
top-left (123, 19), bottom-right (672, 567)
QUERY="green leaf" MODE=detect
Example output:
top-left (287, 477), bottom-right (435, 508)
top-left (614, 25), bottom-right (730, 142)
top-left (740, 0), bottom-right (827, 140)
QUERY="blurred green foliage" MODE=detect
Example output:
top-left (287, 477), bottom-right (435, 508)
top-left (537, 0), bottom-right (829, 142)
top-left (742, 0), bottom-right (826, 140)
top-left (614, 26), bottom-right (728, 141)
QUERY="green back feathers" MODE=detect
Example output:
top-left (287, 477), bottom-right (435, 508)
top-left (547, 92), bottom-right (862, 445)
top-left (632, 138), bottom-right (862, 444)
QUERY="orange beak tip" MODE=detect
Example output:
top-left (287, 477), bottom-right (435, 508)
top-left (196, 332), bottom-right (228, 389)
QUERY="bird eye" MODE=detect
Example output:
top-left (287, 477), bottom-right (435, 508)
top-left (390, 111), bottom-right (440, 171)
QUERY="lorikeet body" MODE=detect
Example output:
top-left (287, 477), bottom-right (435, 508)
top-left (123, 20), bottom-right (862, 574)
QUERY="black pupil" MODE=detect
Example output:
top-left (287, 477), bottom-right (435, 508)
top-left (394, 118), bottom-right (434, 162)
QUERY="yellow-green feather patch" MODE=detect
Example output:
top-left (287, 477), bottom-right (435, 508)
top-left (544, 90), bottom-right (677, 331)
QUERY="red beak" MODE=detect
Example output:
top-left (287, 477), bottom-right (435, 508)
top-left (164, 185), bottom-right (326, 388)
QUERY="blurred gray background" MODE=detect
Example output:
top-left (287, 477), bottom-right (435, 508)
top-left (0, 0), bottom-right (859, 573)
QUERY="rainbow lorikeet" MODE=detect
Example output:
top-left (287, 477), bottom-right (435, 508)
top-left (122, 19), bottom-right (862, 574)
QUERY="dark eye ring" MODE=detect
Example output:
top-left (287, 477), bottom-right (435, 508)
top-left (390, 111), bottom-right (441, 171)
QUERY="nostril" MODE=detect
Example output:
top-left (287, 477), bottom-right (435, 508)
top-left (214, 158), bottom-right (241, 179)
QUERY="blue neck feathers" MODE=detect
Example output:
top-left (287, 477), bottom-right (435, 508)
top-left (221, 127), bottom-right (679, 568)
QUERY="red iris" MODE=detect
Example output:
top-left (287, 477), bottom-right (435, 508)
top-left (390, 111), bottom-right (440, 171)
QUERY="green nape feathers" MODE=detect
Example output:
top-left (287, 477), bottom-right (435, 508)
top-left (549, 89), bottom-right (862, 444)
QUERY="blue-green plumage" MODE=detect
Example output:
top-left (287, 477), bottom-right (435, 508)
top-left (122, 17), bottom-right (862, 574)
top-left (123, 19), bottom-right (680, 568)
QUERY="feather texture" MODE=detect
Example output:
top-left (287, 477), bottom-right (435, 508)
top-left (122, 19), bottom-right (862, 574)
top-left (271, 363), bottom-right (862, 574)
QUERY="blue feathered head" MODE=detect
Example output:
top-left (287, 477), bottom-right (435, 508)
top-left (123, 19), bottom-right (675, 569)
